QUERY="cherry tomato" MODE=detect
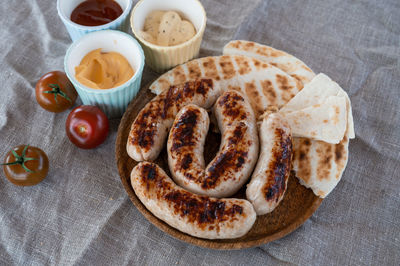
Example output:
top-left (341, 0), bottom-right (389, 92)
top-left (66, 105), bottom-right (109, 149)
top-left (2, 145), bottom-right (49, 186)
top-left (35, 71), bottom-right (78, 113)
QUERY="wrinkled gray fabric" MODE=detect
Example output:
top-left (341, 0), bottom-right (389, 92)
top-left (0, 0), bottom-right (399, 265)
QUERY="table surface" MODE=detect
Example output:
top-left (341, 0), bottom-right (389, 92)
top-left (0, 0), bottom-right (399, 265)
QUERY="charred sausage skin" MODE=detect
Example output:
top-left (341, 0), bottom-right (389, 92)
top-left (168, 90), bottom-right (259, 198)
top-left (131, 162), bottom-right (256, 239)
top-left (127, 79), bottom-right (221, 161)
top-left (246, 113), bottom-right (292, 215)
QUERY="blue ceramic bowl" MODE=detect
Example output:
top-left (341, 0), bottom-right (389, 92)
top-left (64, 30), bottom-right (145, 118)
top-left (57, 0), bottom-right (133, 41)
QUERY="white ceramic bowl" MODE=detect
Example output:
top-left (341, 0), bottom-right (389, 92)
top-left (64, 30), bottom-right (145, 118)
top-left (131, 0), bottom-right (207, 72)
top-left (57, 0), bottom-right (133, 41)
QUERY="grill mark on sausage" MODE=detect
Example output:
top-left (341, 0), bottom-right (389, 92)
top-left (204, 123), bottom-right (249, 189)
top-left (184, 172), bottom-right (196, 181)
top-left (181, 154), bottom-right (193, 170)
top-left (170, 108), bottom-right (199, 152)
top-left (217, 91), bottom-right (247, 120)
top-left (263, 128), bottom-right (292, 202)
top-left (131, 103), bottom-right (160, 151)
top-left (137, 163), bottom-right (245, 230)
top-left (168, 90), bottom-right (255, 195)
top-left (164, 191), bottom-right (244, 229)
top-left (131, 80), bottom-right (213, 152)
top-left (139, 163), bottom-right (167, 192)
top-left (162, 79), bottom-right (212, 119)
top-left (170, 108), bottom-right (200, 173)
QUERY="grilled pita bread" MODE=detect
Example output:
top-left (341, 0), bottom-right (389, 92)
top-left (149, 55), bottom-right (302, 117)
top-left (280, 73), bottom-right (355, 139)
top-left (223, 40), bottom-right (315, 85)
top-left (280, 96), bottom-right (347, 144)
top-left (224, 41), bottom-right (354, 198)
top-left (292, 136), bottom-right (349, 198)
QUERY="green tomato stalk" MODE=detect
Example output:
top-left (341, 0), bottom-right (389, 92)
top-left (1, 145), bottom-right (37, 173)
top-left (43, 84), bottom-right (72, 104)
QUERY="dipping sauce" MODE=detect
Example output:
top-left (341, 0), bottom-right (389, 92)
top-left (71, 0), bottom-right (123, 26)
top-left (139, 11), bottom-right (196, 46)
top-left (75, 49), bottom-right (134, 90)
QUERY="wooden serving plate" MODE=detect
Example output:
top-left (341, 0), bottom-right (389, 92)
top-left (115, 83), bottom-right (323, 250)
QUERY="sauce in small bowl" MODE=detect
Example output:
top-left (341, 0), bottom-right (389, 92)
top-left (57, 0), bottom-right (133, 41)
top-left (71, 0), bottom-right (123, 26)
top-left (131, 0), bottom-right (207, 72)
top-left (64, 30), bottom-right (144, 118)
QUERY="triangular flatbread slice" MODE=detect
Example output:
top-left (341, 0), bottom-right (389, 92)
top-left (280, 96), bottom-right (347, 144)
top-left (280, 73), bottom-right (355, 139)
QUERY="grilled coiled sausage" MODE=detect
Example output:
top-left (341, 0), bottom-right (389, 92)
top-left (167, 90), bottom-right (259, 197)
top-left (246, 113), bottom-right (292, 215)
top-left (131, 162), bottom-right (256, 239)
top-left (127, 79), bottom-right (221, 161)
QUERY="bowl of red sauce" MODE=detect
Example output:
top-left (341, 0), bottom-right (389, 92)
top-left (57, 0), bottom-right (133, 41)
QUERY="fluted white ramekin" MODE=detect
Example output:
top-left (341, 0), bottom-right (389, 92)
top-left (57, 0), bottom-right (133, 41)
top-left (64, 30), bottom-right (145, 118)
top-left (130, 0), bottom-right (207, 72)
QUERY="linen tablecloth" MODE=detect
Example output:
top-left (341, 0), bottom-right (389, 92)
top-left (0, 0), bottom-right (399, 265)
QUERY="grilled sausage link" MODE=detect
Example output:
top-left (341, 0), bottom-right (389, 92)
top-left (246, 113), bottom-right (292, 215)
top-left (167, 91), bottom-right (259, 198)
top-left (131, 162), bottom-right (256, 239)
top-left (127, 79), bottom-right (221, 162)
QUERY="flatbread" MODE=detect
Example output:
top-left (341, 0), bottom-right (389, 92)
top-left (280, 73), bottom-right (355, 139)
top-left (223, 40), bottom-right (315, 85)
top-left (149, 55), bottom-right (302, 117)
top-left (224, 41), bottom-right (354, 198)
top-left (292, 136), bottom-right (349, 198)
top-left (280, 95), bottom-right (347, 144)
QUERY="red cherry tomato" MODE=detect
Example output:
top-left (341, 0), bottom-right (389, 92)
top-left (2, 145), bottom-right (49, 186)
top-left (35, 71), bottom-right (78, 113)
top-left (66, 105), bottom-right (109, 149)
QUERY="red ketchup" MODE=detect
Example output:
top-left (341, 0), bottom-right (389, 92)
top-left (70, 0), bottom-right (123, 26)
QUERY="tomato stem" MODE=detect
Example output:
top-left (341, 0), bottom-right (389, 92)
top-left (1, 145), bottom-right (37, 173)
top-left (43, 84), bottom-right (72, 104)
